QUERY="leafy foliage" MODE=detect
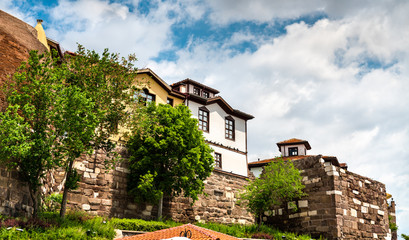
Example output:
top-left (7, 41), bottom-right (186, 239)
top-left (0, 212), bottom-right (114, 240)
top-left (402, 234), bottom-right (409, 240)
top-left (57, 45), bottom-right (138, 218)
top-left (240, 158), bottom-right (306, 223)
top-left (43, 193), bottom-right (63, 212)
top-left (109, 218), bottom-right (180, 232)
top-left (0, 50), bottom-right (63, 216)
top-left (389, 215), bottom-right (398, 232)
top-left (127, 103), bottom-right (214, 204)
top-left (195, 222), bottom-right (314, 239)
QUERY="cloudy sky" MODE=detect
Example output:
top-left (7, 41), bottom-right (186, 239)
top-left (2, 0), bottom-right (409, 236)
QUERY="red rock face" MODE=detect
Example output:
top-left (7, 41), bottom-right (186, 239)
top-left (0, 10), bottom-right (48, 110)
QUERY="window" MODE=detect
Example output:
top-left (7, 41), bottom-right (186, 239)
top-left (193, 87), bottom-right (200, 95)
top-left (225, 116), bottom-right (235, 140)
top-left (203, 91), bottom-right (209, 98)
top-left (136, 89), bottom-right (155, 104)
top-left (289, 147), bottom-right (298, 156)
top-left (198, 107), bottom-right (209, 132)
top-left (167, 98), bottom-right (174, 106)
top-left (214, 153), bottom-right (222, 168)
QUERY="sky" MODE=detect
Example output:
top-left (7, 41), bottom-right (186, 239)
top-left (2, 0), bottom-right (409, 236)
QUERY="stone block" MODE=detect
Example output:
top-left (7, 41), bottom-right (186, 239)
top-left (82, 204), bottom-right (91, 211)
top-left (351, 209), bottom-right (357, 217)
top-left (88, 198), bottom-right (101, 205)
top-left (298, 200), bottom-right (308, 208)
top-left (102, 199), bottom-right (112, 206)
top-left (82, 189), bottom-right (93, 196)
top-left (353, 198), bottom-right (361, 205)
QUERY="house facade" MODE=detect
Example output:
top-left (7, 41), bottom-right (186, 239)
top-left (135, 68), bottom-right (185, 106)
top-left (172, 79), bottom-right (254, 177)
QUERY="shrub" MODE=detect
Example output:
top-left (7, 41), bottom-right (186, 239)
top-left (109, 218), bottom-right (179, 231)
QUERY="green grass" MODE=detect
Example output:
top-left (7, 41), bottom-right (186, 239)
top-left (0, 212), bottom-right (115, 240)
top-left (109, 218), bottom-right (181, 232)
top-left (0, 212), bottom-right (317, 239)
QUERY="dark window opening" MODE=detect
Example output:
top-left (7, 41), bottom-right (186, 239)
top-left (289, 147), bottom-right (298, 156)
top-left (193, 87), bottom-right (200, 95)
top-left (167, 98), bottom-right (174, 106)
top-left (215, 153), bottom-right (222, 169)
top-left (203, 91), bottom-right (209, 98)
top-left (225, 116), bottom-right (235, 140)
top-left (135, 89), bottom-right (156, 105)
top-left (198, 107), bottom-right (209, 132)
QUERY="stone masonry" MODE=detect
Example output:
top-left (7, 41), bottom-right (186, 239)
top-left (1, 148), bottom-right (254, 225)
top-left (164, 169), bottom-right (254, 224)
top-left (262, 155), bottom-right (395, 240)
top-left (0, 167), bottom-right (33, 217)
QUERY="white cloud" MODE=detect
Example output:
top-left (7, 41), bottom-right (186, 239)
top-left (149, 2), bottom-right (409, 233)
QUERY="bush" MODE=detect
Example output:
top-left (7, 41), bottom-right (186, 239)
top-left (0, 212), bottom-right (115, 240)
top-left (43, 193), bottom-right (63, 212)
top-left (195, 222), bottom-right (313, 239)
top-left (109, 218), bottom-right (180, 231)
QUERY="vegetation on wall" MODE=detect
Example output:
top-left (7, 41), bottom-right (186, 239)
top-left (0, 46), bottom-right (139, 218)
top-left (0, 50), bottom-right (65, 217)
top-left (240, 158), bottom-right (306, 228)
top-left (57, 45), bottom-right (138, 218)
top-left (127, 103), bottom-right (214, 219)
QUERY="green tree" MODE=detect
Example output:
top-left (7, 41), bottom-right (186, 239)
top-left (240, 158), bottom-right (306, 229)
top-left (127, 103), bottom-right (214, 219)
top-left (0, 50), bottom-right (62, 216)
top-left (58, 45), bottom-right (138, 218)
top-left (402, 234), bottom-right (409, 240)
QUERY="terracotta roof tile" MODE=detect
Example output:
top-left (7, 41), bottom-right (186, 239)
top-left (122, 224), bottom-right (240, 240)
top-left (276, 138), bottom-right (311, 150)
top-left (248, 155), bottom-right (314, 167)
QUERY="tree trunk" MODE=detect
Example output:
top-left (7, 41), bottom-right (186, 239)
top-left (29, 187), bottom-right (39, 217)
top-left (157, 193), bottom-right (163, 220)
top-left (60, 160), bottom-right (74, 218)
top-left (257, 214), bottom-right (262, 231)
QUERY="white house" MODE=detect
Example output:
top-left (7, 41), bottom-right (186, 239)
top-left (172, 79), bottom-right (254, 177)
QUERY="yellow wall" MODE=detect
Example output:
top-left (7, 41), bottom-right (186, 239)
top-left (114, 72), bottom-right (185, 143)
top-left (135, 73), bottom-right (184, 106)
top-left (34, 21), bottom-right (50, 51)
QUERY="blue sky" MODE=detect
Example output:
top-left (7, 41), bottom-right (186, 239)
top-left (2, 0), bottom-right (409, 237)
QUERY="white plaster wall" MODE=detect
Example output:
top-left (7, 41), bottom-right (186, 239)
top-left (211, 145), bottom-right (248, 176)
top-left (249, 167), bottom-right (263, 178)
top-left (280, 144), bottom-right (307, 156)
top-left (188, 101), bottom-right (246, 152)
top-left (187, 100), bottom-right (248, 176)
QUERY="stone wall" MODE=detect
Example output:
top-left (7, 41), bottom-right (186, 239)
top-left (43, 148), bottom-right (158, 220)
top-left (0, 167), bottom-right (33, 217)
top-left (164, 169), bottom-right (254, 224)
top-left (1, 149), bottom-right (253, 224)
top-left (263, 155), bottom-right (393, 240)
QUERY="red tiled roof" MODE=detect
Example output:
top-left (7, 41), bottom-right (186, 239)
top-left (122, 224), bottom-right (240, 240)
top-left (248, 155), bottom-right (314, 167)
top-left (276, 138), bottom-right (311, 150)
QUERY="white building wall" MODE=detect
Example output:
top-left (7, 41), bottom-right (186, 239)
top-left (187, 100), bottom-right (248, 176)
top-left (211, 145), bottom-right (248, 176)
top-left (280, 144), bottom-right (307, 156)
top-left (188, 101), bottom-right (246, 152)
